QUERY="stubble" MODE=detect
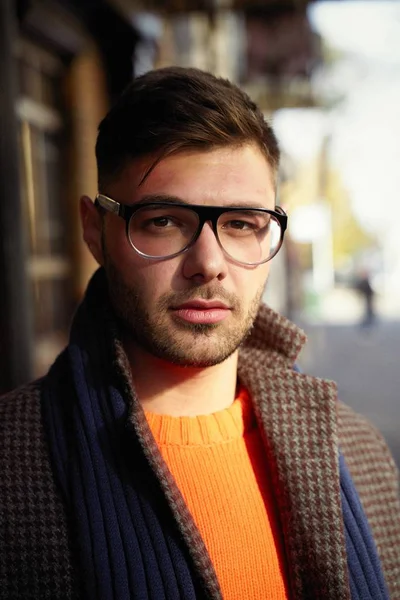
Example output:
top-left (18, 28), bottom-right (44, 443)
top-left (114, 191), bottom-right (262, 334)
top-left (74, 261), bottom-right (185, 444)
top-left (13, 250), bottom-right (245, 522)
top-left (104, 256), bottom-right (265, 368)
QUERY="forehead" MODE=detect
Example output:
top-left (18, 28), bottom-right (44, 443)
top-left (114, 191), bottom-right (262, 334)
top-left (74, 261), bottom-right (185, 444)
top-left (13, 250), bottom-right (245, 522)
top-left (107, 145), bottom-right (276, 208)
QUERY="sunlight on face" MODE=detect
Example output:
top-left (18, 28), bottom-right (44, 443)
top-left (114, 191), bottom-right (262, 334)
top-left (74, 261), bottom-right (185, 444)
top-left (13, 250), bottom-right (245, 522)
top-left (102, 145), bottom-right (276, 367)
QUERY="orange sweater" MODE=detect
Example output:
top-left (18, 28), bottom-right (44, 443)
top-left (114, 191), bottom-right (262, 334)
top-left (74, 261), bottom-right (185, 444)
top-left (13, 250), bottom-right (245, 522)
top-left (145, 387), bottom-right (288, 599)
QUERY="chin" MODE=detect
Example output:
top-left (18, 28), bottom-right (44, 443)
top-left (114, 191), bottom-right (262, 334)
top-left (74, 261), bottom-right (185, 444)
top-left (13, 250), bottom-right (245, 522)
top-left (154, 341), bottom-right (239, 368)
top-left (130, 319), bottom-right (247, 368)
top-left (169, 356), bottom-right (232, 368)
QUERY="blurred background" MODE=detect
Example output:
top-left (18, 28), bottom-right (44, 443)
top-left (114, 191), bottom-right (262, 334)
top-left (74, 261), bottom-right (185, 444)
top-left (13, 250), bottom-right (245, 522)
top-left (1, 0), bottom-right (399, 463)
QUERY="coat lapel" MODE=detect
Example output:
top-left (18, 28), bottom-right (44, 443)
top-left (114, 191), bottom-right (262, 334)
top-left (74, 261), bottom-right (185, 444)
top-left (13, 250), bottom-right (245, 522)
top-left (238, 306), bottom-right (350, 599)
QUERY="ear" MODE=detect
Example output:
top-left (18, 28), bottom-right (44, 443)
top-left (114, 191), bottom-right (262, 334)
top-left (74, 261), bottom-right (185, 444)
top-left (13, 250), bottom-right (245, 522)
top-left (80, 195), bottom-right (104, 266)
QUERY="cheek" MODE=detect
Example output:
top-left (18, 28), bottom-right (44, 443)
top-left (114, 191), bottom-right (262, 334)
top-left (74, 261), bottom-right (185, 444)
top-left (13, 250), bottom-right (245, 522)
top-left (103, 222), bottom-right (181, 303)
top-left (105, 219), bottom-right (150, 279)
top-left (125, 260), bottom-right (178, 304)
top-left (105, 219), bottom-right (130, 261)
top-left (232, 264), bottom-right (270, 300)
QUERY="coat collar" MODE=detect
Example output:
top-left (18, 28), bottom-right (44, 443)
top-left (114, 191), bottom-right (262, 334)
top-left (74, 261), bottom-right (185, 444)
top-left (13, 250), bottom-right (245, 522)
top-left (238, 304), bottom-right (350, 598)
top-left (241, 302), bottom-right (307, 366)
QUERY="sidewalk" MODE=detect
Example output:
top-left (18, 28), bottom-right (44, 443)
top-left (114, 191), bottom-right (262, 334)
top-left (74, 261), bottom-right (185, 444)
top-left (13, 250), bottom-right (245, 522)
top-left (297, 292), bottom-right (400, 467)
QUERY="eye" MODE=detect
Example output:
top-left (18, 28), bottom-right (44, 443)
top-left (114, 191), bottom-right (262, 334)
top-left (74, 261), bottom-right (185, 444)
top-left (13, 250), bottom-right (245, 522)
top-left (219, 210), bottom-right (270, 233)
top-left (223, 219), bottom-right (264, 234)
top-left (226, 220), bottom-right (258, 231)
top-left (151, 216), bottom-right (175, 228)
top-left (141, 215), bottom-right (184, 231)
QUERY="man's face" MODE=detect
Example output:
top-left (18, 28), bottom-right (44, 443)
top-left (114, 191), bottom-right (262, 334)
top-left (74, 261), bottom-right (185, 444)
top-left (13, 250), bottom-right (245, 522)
top-left (96, 145), bottom-right (276, 367)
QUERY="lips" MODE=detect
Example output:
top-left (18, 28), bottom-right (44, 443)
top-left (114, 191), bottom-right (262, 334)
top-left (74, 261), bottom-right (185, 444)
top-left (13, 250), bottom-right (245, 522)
top-left (171, 299), bottom-right (231, 324)
top-left (173, 300), bottom-right (230, 310)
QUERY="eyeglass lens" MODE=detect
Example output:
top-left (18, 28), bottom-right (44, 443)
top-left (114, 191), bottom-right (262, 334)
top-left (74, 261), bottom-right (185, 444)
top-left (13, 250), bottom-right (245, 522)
top-left (128, 204), bottom-right (282, 264)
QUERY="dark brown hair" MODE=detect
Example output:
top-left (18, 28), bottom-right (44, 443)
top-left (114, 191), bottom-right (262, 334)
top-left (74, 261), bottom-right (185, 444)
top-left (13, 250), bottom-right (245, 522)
top-left (96, 66), bottom-right (280, 189)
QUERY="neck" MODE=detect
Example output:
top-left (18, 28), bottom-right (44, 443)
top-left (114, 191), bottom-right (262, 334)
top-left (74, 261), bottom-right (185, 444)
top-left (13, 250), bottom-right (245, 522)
top-left (124, 342), bottom-right (239, 417)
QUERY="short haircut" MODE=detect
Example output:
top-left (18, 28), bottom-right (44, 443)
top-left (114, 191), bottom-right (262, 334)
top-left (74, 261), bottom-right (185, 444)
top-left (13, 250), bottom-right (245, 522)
top-left (96, 66), bottom-right (280, 190)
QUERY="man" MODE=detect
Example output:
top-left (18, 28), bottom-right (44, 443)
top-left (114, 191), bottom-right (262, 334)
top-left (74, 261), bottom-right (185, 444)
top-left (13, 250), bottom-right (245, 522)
top-left (0, 67), bottom-right (399, 600)
top-left (355, 269), bottom-right (376, 328)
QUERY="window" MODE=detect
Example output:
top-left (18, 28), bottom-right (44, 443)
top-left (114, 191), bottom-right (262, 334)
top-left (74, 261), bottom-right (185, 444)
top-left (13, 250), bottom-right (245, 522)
top-left (17, 39), bottom-right (71, 376)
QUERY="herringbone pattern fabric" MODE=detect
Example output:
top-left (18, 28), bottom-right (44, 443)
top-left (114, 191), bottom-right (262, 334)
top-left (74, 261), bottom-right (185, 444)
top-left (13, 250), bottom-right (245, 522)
top-left (0, 381), bottom-right (80, 600)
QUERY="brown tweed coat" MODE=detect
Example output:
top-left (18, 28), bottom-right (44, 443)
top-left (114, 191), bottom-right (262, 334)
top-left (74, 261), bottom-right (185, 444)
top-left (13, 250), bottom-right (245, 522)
top-left (0, 305), bottom-right (399, 600)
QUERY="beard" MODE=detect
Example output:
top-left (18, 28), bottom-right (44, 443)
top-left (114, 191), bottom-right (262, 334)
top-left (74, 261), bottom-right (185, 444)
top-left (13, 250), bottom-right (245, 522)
top-left (103, 255), bottom-right (265, 368)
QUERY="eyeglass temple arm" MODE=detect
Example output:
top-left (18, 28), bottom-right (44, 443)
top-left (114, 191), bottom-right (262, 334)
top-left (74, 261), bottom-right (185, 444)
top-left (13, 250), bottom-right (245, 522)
top-left (96, 194), bottom-right (122, 216)
top-left (274, 206), bottom-right (288, 231)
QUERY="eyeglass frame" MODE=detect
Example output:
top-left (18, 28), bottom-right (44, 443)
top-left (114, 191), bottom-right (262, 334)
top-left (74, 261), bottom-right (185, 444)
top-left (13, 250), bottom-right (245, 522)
top-left (95, 193), bottom-right (288, 266)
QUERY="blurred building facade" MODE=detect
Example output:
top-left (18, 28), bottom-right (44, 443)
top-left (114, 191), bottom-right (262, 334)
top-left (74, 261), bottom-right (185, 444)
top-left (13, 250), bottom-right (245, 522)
top-left (0, 0), bottom-right (140, 392)
top-left (0, 0), bottom-right (321, 393)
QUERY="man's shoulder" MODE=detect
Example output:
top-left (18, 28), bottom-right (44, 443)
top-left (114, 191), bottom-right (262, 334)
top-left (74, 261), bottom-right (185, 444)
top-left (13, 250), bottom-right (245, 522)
top-left (0, 378), bottom-right (47, 473)
top-left (337, 397), bottom-right (399, 509)
top-left (0, 378), bottom-right (42, 399)
top-left (337, 399), bottom-right (399, 478)
top-left (0, 378), bottom-right (43, 422)
top-left (0, 378), bottom-right (48, 465)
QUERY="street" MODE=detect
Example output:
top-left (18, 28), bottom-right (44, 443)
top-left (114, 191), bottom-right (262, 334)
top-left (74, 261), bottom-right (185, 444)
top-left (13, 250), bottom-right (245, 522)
top-left (298, 319), bottom-right (400, 467)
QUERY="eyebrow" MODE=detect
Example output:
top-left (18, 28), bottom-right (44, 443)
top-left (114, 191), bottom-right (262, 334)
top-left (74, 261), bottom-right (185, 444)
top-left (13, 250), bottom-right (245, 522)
top-left (135, 194), bottom-right (189, 206)
top-left (134, 194), bottom-right (269, 210)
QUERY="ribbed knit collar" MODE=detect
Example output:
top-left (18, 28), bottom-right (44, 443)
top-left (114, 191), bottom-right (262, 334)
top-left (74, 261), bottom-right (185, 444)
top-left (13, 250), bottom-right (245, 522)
top-left (144, 386), bottom-right (255, 446)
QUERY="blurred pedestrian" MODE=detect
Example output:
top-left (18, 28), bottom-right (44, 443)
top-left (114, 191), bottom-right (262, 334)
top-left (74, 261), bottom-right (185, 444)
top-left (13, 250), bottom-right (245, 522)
top-left (356, 269), bottom-right (377, 328)
top-left (1, 67), bottom-right (399, 600)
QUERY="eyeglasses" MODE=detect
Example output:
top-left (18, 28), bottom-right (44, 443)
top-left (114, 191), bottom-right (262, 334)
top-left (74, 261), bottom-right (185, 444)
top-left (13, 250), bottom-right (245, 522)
top-left (95, 193), bottom-right (287, 266)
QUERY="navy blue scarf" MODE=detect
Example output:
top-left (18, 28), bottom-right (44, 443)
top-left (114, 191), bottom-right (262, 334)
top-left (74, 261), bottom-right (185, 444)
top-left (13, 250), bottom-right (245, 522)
top-left (340, 454), bottom-right (389, 599)
top-left (42, 269), bottom-right (389, 599)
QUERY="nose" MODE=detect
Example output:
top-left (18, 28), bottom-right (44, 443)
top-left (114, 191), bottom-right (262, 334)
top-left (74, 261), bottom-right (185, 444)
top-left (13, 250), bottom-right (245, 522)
top-left (181, 221), bottom-right (228, 283)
